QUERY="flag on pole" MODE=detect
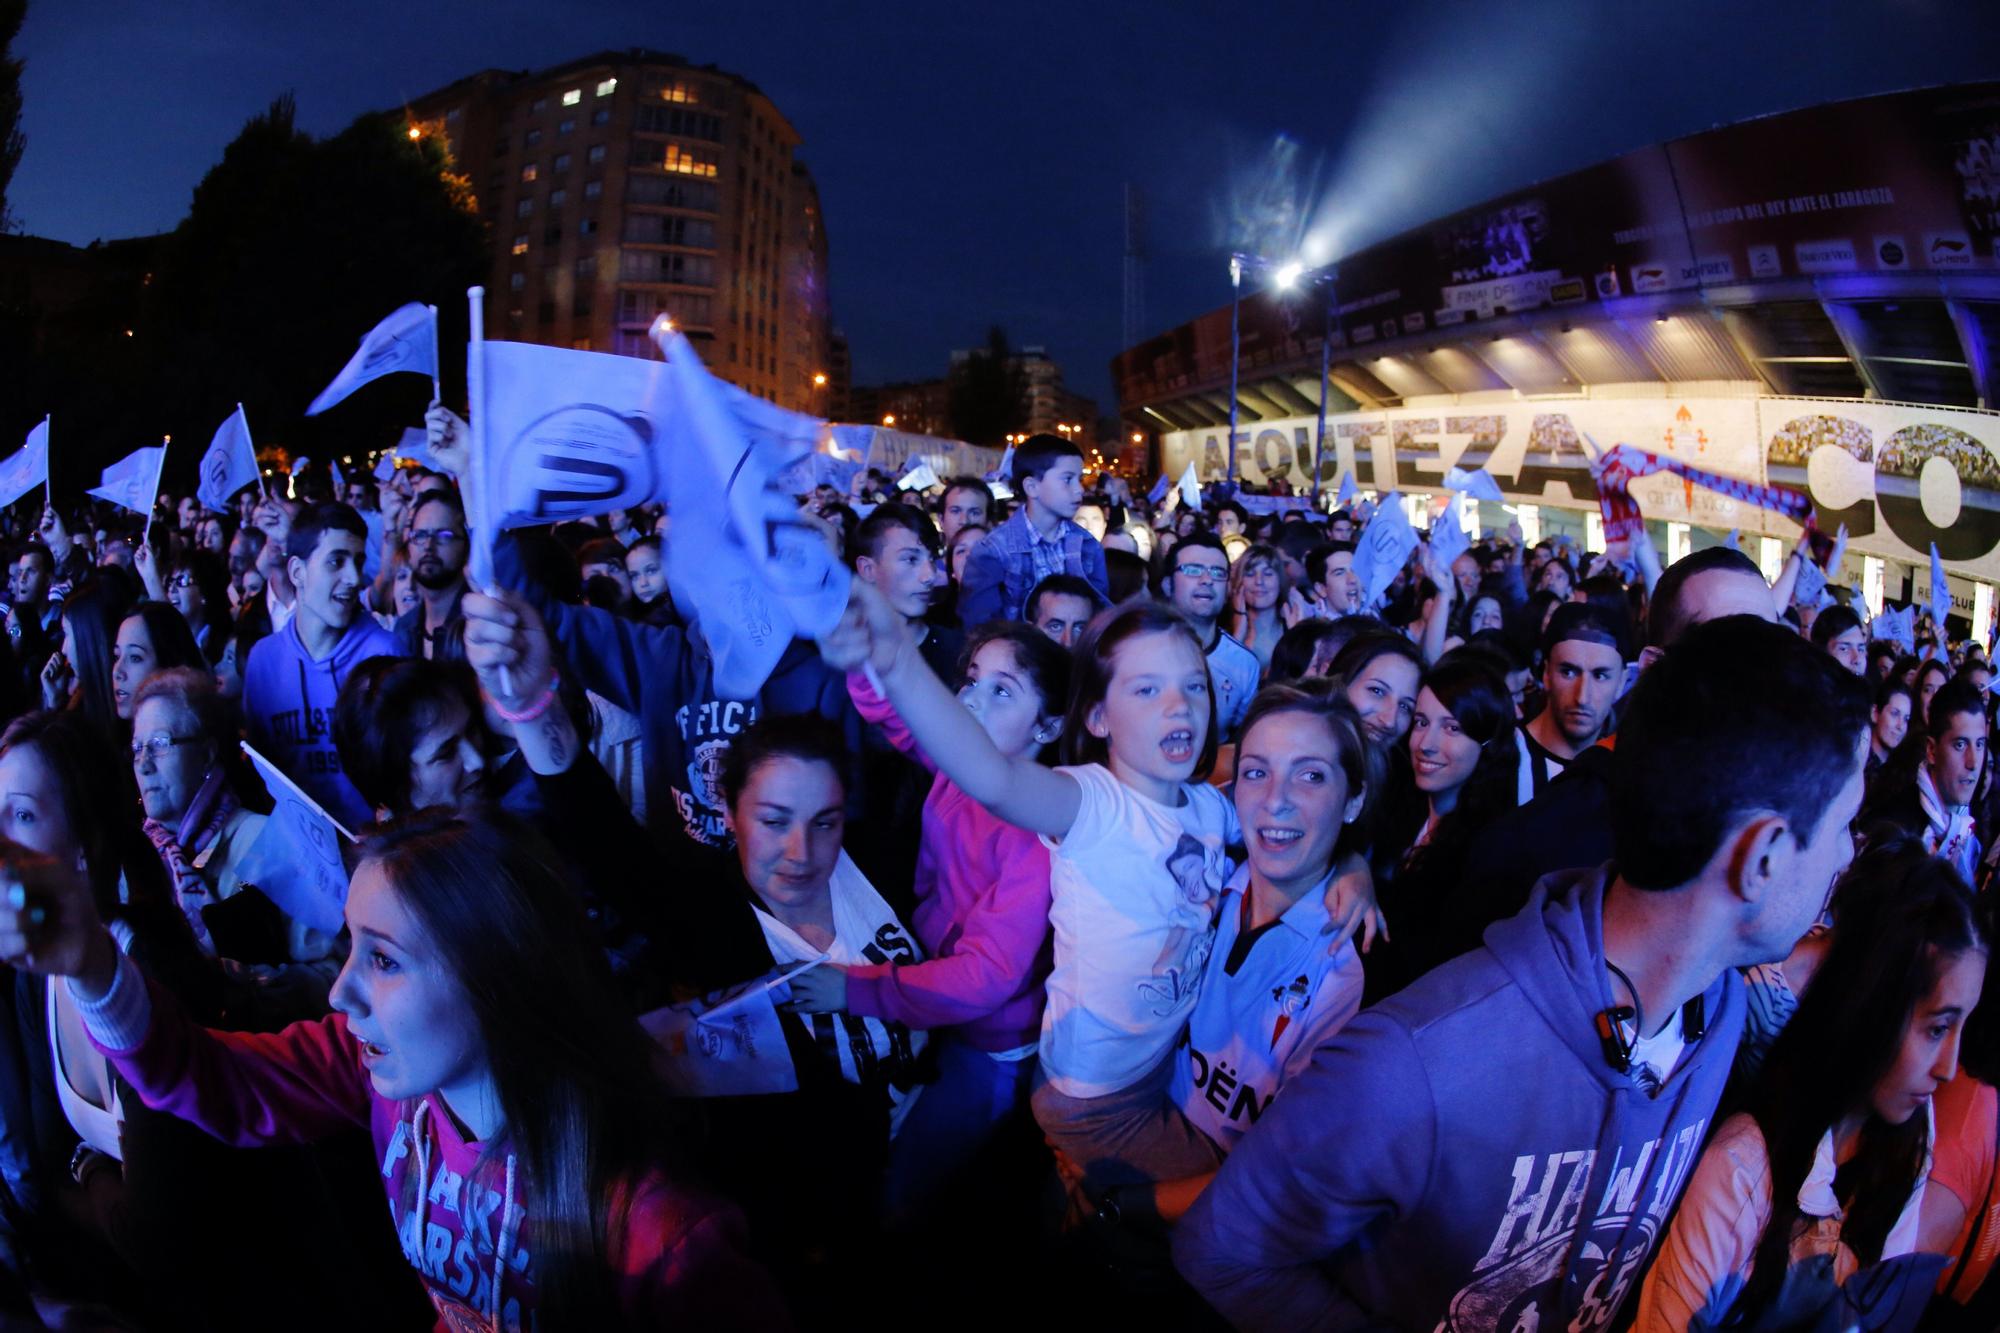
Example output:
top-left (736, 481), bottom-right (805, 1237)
top-left (1334, 470), bottom-right (1357, 508)
top-left (306, 303), bottom-right (440, 416)
top-left (1178, 461), bottom-right (1201, 511)
top-left (0, 420), bottom-right (50, 510)
top-left (986, 442), bottom-right (1015, 487)
top-left (328, 457), bottom-right (346, 496)
top-left (1444, 466), bottom-right (1506, 504)
top-left (467, 315), bottom-right (847, 697)
top-left (1931, 542), bottom-right (1952, 630)
top-left (1351, 492), bottom-right (1418, 610)
top-left (1147, 473), bottom-right (1169, 505)
top-left (1429, 501), bottom-right (1469, 572)
top-left (88, 445), bottom-right (167, 516)
top-left (238, 742), bottom-right (353, 936)
top-left (198, 405), bottom-right (260, 513)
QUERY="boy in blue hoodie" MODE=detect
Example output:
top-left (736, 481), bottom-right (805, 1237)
top-left (1173, 616), bottom-right (1872, 1332)
top-left (242, 502), bottom-right (399, 831)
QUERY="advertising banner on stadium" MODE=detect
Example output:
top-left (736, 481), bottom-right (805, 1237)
top-left (1158, 395), bottom-right (2000, 580)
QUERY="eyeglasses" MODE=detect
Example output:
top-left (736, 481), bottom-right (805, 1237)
top-left (131, 733), bottom-right (202, 763)
top-left (166, 575), bottom-right (197, 591)
top-left (407, 528), bottom-right (464, 548)
top-left (1173, 563), bottom-right (1227, 582)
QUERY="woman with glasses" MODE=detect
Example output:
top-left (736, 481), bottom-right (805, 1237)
top-left (129, 667), bottom-right (339, 1010)
top-left (164, 550), bottom-right (234, 667)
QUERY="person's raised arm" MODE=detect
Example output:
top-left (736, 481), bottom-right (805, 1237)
top-left (461, 587), bottom-right (578, 776)
top-left (818, 580), bottom-right (1079, 839)
top-left (1419, 545), bottom-right (1455, 666)
top-left (1770, 535), bottom-right (1807, 618)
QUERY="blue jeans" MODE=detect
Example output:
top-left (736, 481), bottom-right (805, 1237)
top-left (884, 1037), bottom-right (1034, 1222)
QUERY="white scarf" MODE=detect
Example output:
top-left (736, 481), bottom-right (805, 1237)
top-left (753, 851), bottom-right (929, 1136)
top-left (1915, 764), bottom-right (1980, 884)
top-left (1796, 1100), bottom-right (1933, 1260)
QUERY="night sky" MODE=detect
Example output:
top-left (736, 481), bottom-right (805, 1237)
top-left (13, 0), bottom-right (2000, 411)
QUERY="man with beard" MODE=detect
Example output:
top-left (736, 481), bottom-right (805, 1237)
top-left (394, 491), bottom-right (468, 660)
top-left (1517, 602), bottom-right (1627, 802)
top-left (1163, 531), bottom-right (1260, 742)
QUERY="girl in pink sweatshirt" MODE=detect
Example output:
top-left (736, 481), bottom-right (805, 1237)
top-left (0, 810), bottom-right (784, 1332)
top-left (788, 622), bottom-right (1069, 1220)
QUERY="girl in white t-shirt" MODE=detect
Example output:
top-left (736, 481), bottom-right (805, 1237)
top-left (820, 592), bottom-right (1238, 1191)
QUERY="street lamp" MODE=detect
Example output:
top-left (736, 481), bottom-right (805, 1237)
top-left (812, 372), bottom-right (828, 387)
top-left (882, 414), bottom-right (896, 427)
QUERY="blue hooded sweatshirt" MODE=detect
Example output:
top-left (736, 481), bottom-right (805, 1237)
top-left (242, 613), bottom-right (400, 832)
top-left (1173, 866), bottom-right (1744, 1332)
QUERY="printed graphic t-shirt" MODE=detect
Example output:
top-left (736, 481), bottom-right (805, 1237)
top-left (1039, 763), bottom-right (1236, 1099)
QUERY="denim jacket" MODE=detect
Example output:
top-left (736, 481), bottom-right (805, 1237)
top-left (956, 509), bottom-right (1109, 628)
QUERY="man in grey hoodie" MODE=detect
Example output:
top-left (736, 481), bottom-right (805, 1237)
top-left (1174, 616), bottom-right (1871, 1332)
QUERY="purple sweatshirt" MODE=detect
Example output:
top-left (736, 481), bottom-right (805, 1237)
top-left (842, 672), bottom-right (1052, 1052)
top-left (78, 957), bottom-right (784, 1331)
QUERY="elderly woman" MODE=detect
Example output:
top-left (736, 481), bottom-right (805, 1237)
top-left (129, 668), bottom-right (338, 1001)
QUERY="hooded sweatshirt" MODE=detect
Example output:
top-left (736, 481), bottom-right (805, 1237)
top-left (1173, 866), bottom-right (1743, 1332)
top-left (242, 612), bottom-right (399, 832)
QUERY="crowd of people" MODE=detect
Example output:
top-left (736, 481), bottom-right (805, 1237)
top-left (0, 417), bottom-right (1993, 1331)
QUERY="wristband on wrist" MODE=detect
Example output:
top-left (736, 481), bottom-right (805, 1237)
top-left (487, 673), bottom-right (560, 724)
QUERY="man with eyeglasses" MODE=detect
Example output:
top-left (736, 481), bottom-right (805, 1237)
top-left (394, 492), bottom-right (468, 660)
top-left (1162, 532), bottom-right (1260, 742)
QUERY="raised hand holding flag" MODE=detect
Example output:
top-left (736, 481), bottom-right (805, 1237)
top-left (1930, 543), bottom-right (1952, 630)
top-left (1178, 460), bottom-right (1201, 511)
top-left (89, 444), bottom-right (167, 517)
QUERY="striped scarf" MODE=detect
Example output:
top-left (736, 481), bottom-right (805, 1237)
top-left (141, 766), bottom-right (239, 955)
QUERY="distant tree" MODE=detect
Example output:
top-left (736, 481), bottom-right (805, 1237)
top-left (948, 325), bottom-right (1028, 446)
top-left (0, 0), bottom-right (24, 234)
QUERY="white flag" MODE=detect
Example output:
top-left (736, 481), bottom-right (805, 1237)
top-left (328, 457), bottom-right (346, 496)
top-left (239, 742), bottom-right (352, 936)
top-left (89, 445), bottom-right (167, 516)
top-left (197, 405), bottom-right (259, 513)
top-left (1351, 492), bottom-right (1418, 610)
top-left (0, 419), bottom-right (50, 510)
top-left (1429, 501), bottom-right (1469, 572)
top-left (898, 461), bottom-right (941, 492)
top-left (1178, 460), bottom-right (1201, 511)
top-left (469, 324), bottom-right (845, 697)
top-left (1444, 466), bottom-right (1506, 504)
top-left (306, 303), bottom-right (439, 416)
top-left (1931, 542), bottom-right (1952, 630)
top-left (1334, 470), bottom-right (1357, 509)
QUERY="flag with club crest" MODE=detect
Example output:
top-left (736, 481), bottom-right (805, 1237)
top-left (306, 303), bottom-right (439, 416)
top-left (1351, 493), bottom-right (1419, 611)
top-left (198, 405), bottom-right (260, 513)
top-left (0, 419), bottom-right (49, 510)
top-left (1877, 603), bottom-right (1916, 654)
top-left (89, 445), bottom-right (167, 516)
top-left (469, 319), bottom-right (847, 697)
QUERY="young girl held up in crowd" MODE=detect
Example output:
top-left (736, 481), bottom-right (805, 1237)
top-left (822, 586), bottom-right (1280, 1199)
top-left (0, 813), bottom-right (783, 1331)
top-left (788, 623), bottom-right (1070, 1222)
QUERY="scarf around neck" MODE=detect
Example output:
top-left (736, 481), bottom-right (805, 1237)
top-left (142, 766), bottom-right (240, 955)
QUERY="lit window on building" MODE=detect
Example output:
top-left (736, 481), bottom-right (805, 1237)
top-left (516, 198), bottom-right (534, 217)
top-left (550, 188), bottom-right (567, 208)
top-left (510, 272), bottom-right (526, 291)
top-left (511, 234), bottom-right (529, 256)
top-left (592, 108), bottom-right (611, 127)
top-left (554, 153), bottom-right (570, 172)
top-left (562, 88), bottom-right (581, 107)
top-left (559, 118), bottom-right (575, 136)
top-left (587, 144), bottom-right (606, 165)
top-left (596, 78), bottom-right (617, 97)
top-left (584, 180), bottom-right (602, 199)
top-left (520, 164), bottom-right (538, 182)
top-left (662, 144), bottom-right (718, 178)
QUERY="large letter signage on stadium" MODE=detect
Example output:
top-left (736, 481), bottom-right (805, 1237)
top-left (1162, 396), bottom-right (2000, 579)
